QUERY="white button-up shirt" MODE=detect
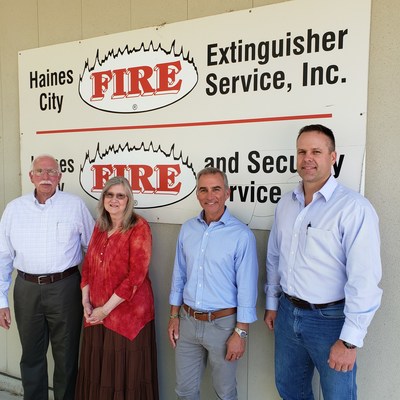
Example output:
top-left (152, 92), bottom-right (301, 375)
top-left (265, 176), bottom-right (382, 347)
top-left (0, 190), bottom-right (94, 308)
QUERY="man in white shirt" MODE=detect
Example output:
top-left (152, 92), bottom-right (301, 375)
top-left (0, 155), bottom-right (94, 400)
top-left (264, 125), bottom-right (382, 400)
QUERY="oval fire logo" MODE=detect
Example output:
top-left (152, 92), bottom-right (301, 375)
top-left (79, 41), bottom-right (198, 113)
top-left (79, 142), bottom-right (197, 209)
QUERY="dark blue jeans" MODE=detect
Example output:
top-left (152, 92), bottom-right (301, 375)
top-left (274, 294), bottom-right (357, 400)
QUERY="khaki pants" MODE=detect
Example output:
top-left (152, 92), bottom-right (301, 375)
top-left (175, 308), bottom-right (238, 400)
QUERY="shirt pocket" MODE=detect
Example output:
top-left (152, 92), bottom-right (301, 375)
top-left (56, 222), bottom-right (77, 243)
top-left (305, 227), bottom-right (337, 261)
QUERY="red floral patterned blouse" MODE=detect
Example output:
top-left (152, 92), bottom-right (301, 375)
top-left (81, 216), bottom-right (155, 340)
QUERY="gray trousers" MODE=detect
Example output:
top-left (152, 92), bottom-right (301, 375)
top-left (175, 308), bottom-right (238, 400)
top-left (14, 272), bottom-right (82, 400)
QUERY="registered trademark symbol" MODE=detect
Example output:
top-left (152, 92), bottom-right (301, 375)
top-left (132, 104), bottom-right (138, 111)
top-left (134, 200), bottom-right (138, 206)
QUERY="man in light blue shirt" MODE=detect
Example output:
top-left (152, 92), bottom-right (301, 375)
top-left (264, 125), bottom-right (382, 400)
top-left (168, 167), bottom-right (258, 400)
top-left (0, 155), bottom-right (94, 400)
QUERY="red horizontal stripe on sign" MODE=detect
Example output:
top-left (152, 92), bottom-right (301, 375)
top-left (36, 113), bottom-right (332, 135)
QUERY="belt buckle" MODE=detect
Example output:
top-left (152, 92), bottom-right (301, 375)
top-left (193, 311), bottom-right (204, 320)
top-left (193, 310), bottom-right (212, 322)
top-left (37, 275), bottom-right (49, 285)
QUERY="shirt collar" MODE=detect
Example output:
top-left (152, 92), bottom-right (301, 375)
top-left (196, 206), bottom-right (230, 225)
top-left (293, 175), bottom-right (338, 203)
top-left (31, 188), bottom-right (60, 206)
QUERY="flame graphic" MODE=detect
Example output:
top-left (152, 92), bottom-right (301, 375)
top-left (79, 142), bottom-right (197, 209)
top-left (78, 41), bottom-right (198, 113)
top-left (80, 40), bottom-right (196, 75)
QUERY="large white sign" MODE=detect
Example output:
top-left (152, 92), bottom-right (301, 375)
top-left (18, 0), bottom-right (371, 229)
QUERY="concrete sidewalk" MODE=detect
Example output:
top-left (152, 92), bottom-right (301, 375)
top-left (0, 390), bottom-right (22, 399)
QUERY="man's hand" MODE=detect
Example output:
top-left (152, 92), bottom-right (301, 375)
top-left (225, 330), bottom-right (246, 362)
top-left (168, 317), bottom-right (180, 349)
top-left (225, 323), bottom-right (248, 362)
top-left (0, 307), bottom-right (11, 330)
top-left (264, 310), bottom-right (277, 331)
top-left (327, 339), bottom-right (357, 372)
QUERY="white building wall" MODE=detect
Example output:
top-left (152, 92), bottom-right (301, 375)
top-left (0, 0), bottom-right (398, 399)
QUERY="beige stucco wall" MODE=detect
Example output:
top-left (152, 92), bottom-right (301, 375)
top-left (0, 0), bottom-right (398, 399)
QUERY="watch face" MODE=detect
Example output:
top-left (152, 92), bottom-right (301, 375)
top-left (235, 327), bottom-right (248, 338)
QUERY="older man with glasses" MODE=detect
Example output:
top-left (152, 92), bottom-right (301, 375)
top-left (0, 154), bottom-right (94, 400)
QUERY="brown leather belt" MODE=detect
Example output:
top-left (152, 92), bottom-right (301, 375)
top-left (284, 293), bottom-right (344, 310)
top-left (183, 304), bottom-right (236, 322)
top-left (17, 266), bottom-right (79, 285)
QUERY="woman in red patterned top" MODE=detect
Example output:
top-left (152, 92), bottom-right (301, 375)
top-left (75, 176), bottom-right (159, 400)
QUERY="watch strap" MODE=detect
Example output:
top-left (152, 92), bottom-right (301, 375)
top-left (342, 340), bottom-right (357, 349)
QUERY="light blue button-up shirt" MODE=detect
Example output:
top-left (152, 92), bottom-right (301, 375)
top-left (169, 208), bottom-right (258, 323)
top-left (265, 175), bottom-right (382, 347)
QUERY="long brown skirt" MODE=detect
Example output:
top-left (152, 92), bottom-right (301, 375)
top-left (75, 321), bottom-right (159, 400)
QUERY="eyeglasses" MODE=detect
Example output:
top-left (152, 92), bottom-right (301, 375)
top-left (104, 192), bottom-right (127, 200)
top-left (32, 168), bottom-right (60, 177)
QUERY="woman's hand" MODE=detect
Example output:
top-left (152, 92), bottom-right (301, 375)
top-left (85, 306), bottom-right (108, 324)
top-left (82, 301), bottom-right (93, 321)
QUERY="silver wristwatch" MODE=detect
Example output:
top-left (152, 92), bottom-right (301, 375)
top-left (234, 327), bottom-right (248, 339)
